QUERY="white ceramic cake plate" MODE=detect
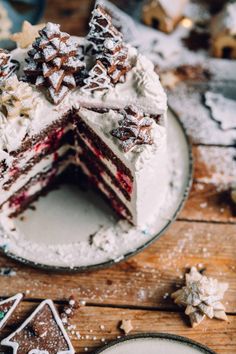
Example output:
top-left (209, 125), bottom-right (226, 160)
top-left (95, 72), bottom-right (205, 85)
top-left (0, 110), bottom-right (193, 271)
top-left (94, 334), bottom-right (216, 354)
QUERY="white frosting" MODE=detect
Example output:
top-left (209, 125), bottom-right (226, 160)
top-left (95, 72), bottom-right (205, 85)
top-left (0, 37), bottom-right (167, 159)
top-left (0, 36), bottom-right (168, 226)
top-left (0, 145), bottom-right (70, 207)
top-left (78, 108), bottom-right (168, 226)
top-left (1, 162), bottom-right (68, 217)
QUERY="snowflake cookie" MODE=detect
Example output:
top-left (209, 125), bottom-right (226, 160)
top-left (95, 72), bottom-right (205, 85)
top-left (171, 267), bottom-right (229, 327)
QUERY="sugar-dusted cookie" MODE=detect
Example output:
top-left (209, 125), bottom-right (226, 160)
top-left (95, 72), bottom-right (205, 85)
top-left (0, 293), bottom-right (23, 330)
top-left (1, 299), bottom-right (75, 354)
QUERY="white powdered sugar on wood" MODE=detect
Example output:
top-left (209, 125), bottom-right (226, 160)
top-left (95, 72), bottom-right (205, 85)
top-left (0, 138), bottom-right (185, 269)
top-left (168, 82), bottom-right (236, 145)
top-left (196, 146), bottom-right (236, 187)
top-left (205, 92), bottom-right (236, 130)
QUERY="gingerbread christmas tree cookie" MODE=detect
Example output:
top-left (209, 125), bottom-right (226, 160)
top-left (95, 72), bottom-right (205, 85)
top-left (1, 299), bottom-right (75, 354)
top-left (0, 293), bottom-right (23, 330)
top-left (82, 60), bottom-right (111, 92)
top-left (87, 5), bottom-right (131, 84)
top-left (111, 105), bottom-right (154, 152)
top-left (24, 22), bottom-right (85, 105)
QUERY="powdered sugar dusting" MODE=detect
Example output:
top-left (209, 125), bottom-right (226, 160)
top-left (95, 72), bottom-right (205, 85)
top-left (205, 91), bottom-right (236, 130)
top-left (196, 146), bottom-right (236, 188)
top-left (168, 82), bottom-right (236, 145)
top-left (0, 111), bottom-right (190, 269)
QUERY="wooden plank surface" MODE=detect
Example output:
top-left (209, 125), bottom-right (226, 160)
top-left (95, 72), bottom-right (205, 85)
top-left (1, 302), bottom-right (236, 354)
top-left (179, 146), bottom-right (236, 223)
top-left (0, 221), bottom-right (235, 310)
top-left (0, 1), bottom-right (235, 354)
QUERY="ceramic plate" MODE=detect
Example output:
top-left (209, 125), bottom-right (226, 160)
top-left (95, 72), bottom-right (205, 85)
top-left (0, 109), bottom-right (193, 271)
top-left (94, 334), bottom-right (216, 354)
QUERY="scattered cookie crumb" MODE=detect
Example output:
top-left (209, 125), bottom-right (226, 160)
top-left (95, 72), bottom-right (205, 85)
top-left (119, 319), bottom-right (133, 334)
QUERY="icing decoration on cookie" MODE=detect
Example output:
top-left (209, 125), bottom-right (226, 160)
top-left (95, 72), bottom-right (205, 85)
top-left (111, 105), bottom-right (154, 152)
top-left (24, 22), bottom-right (85, 105)
top-left (0, 293), bottom-right (23, 330)
top-left (87, 4), bottom-right (122, 54)
top-left (82, 60), bottom-right (111, 92)
top-left (1, 299), bottom-right (75, 354)
top-left (10, 21), bottom-right (45, 49)
top-left (87, 5), bottom-right (131, 84)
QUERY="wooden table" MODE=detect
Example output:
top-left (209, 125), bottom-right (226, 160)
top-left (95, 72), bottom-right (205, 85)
top-left (1, 1), bottom-right (236, 353)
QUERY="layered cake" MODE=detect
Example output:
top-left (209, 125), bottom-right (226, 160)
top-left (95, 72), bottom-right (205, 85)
top-left (0, 4), bottom-right (167, 227)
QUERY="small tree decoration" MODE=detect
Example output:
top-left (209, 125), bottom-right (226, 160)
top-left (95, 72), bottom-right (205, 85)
top-left (111, 105), bottom-right (154, 152)
top-left (98, 38), bottom-right (130, 84)
top-left (87, 5), bottom-right (130, 84)
top-left (87, 4), bottom-right (122, 54)
top-left (0, 75), bottom-right (38, 120)
top-left (0, 49), bottom-right (19, 82)
top-left (82, 60), bottom-right (111, 92)
top-left (24, 22), bottom-right (85, 105)
top-left (171, 267), bottom-right (229, 327)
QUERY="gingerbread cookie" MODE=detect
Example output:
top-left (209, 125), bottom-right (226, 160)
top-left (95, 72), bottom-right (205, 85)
top-left (0, 293), bottom-right (23, 331)
top-left (211, 3), bottom-right (236, 59)
top-left (1, 299), bottom-right (75, 354)
top-left (142, 0), bottom-right (188, 33)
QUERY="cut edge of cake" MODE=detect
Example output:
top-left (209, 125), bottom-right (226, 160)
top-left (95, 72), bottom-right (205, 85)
top-left (0, 5), bottom-right (168, 228)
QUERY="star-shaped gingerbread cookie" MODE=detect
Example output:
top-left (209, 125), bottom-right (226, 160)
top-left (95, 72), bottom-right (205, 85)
top-left (10, 21), bottom-right (45, 49)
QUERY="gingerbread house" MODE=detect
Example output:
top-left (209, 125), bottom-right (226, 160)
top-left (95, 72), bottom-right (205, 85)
top-left (142, 0), bottom-right (189, 33)
top-left (211, 2), bottom-right (236, 59)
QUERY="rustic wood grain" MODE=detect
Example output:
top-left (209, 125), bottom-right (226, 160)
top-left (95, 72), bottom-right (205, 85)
top-left (1, 2), bottom-right (235, 354)
top-left (1, 302), bottom-right (235, 354)
top-left (0, 221), bottom-right (235, 312)
top-left (179, 146), bottom-right (236, 223)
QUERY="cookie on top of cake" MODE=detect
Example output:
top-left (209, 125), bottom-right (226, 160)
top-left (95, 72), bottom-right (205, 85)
top-left (0, 4), bottom-right (168, 227)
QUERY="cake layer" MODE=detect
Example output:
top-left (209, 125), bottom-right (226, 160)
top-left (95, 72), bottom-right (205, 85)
top-left (78, 161), bottom-right (132, 221)
top-left (76, 108), bottom-right (168, 226)
top-left (0, 146), bottom-right (71, 209)
top-left (77, 136), bottom-right (131, 202)
top-left (2, 160), bottom-right (69, 218)
top-left (0, 20), bottom-right (168, 226)
top-left (0, 130), bottom-right (74, 192)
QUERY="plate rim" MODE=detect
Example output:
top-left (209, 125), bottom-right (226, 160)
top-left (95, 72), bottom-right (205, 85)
top-left (94, 333), bottom-right (216, 354)
top-left (0, 108), bottom-right (193, 272)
